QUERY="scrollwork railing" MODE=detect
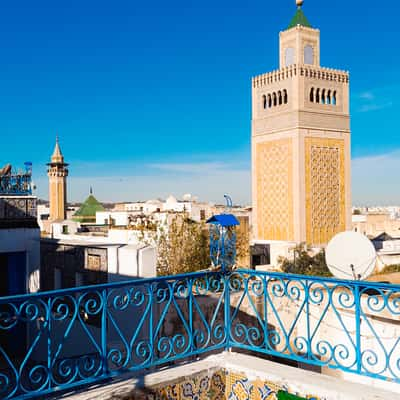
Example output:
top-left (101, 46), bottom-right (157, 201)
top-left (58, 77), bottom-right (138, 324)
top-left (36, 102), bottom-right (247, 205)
top-left (228, 270), bottom-right (400, 383)
top-left (1, 269), bottom-right (400, 399)
top-left (0, 271), bottom-right (226, 399)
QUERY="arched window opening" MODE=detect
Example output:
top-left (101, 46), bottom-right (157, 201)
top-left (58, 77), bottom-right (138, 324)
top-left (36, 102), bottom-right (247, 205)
top-left (273, 93), bottom-right (277, 106)
top-left (316, 88), bottom-right (320, 103)
top-left (310, 88), bottom-right (314, 102)
top-left (283, 90), bottom-right (288, 104)
top-left (327, 90), bottom-right (331, 105)
top-left (278, 91), bottom-right (282, 105)
top-left (321, 89), bottom-right (326, 105)
top-left (263, 95), bottom-right (267, 109)
top-left (268, 94), bottom-right (272, 108)
top-left (332, 91), bottom-right (337, 105)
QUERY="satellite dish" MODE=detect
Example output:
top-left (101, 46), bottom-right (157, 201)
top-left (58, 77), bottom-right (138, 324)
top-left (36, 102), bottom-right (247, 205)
top-left (325, 231), bottom-right (376, 280)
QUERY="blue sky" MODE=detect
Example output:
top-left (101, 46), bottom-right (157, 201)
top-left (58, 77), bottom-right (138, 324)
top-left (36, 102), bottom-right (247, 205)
top-left (0, 0), bottom-right (399, 205)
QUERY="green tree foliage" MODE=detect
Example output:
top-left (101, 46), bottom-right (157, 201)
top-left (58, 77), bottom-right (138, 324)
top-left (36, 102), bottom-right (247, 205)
top-left (376, 264), bottom-right (400, 275)
top-left (278, 244), bottom-right (332, 277)
top-left (353, 209), bottom-right (362, 215)
top-left (157, 215), bottom-right (210, 276)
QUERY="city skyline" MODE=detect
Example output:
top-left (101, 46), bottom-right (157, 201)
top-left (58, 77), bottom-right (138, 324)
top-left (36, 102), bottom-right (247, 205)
top-left (1, 0), bottom-right (399, 204)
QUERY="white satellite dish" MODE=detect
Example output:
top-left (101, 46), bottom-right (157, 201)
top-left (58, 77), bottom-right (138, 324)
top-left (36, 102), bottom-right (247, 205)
top-left (325, 231), bottom-right (377, 280)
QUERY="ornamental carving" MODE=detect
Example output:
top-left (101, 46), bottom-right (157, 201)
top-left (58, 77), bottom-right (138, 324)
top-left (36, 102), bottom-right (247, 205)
top-left (256, 139), bottom-right (293, 241)
top-left (305, 138), bottom-right (345, 245)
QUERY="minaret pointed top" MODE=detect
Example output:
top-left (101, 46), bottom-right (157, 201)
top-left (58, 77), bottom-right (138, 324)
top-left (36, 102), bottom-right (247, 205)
top-left (288, 0), bottom-right (312, 29)
top-left (51, 135), bottom-right (64, 163)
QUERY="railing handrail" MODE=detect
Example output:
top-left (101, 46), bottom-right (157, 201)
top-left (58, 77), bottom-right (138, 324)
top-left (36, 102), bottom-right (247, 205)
top-left (0, 269), bottom-right (220, 302)
top-left (2, 269), bottom-right (400, 399)
top-left (236, 268), bottom-right (400, 290)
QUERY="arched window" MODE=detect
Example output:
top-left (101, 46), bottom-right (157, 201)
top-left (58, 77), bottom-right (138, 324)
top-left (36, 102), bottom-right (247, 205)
top-left (278, 91), bottom-right (282, 105)
top-left (304, 45), bottom-right (314, 65)
top-left (327, 90), bottom-right (331, 105)
top-left (332, 91), bottom-right (337, 105)
top-left (283, 89), bottom-right (288, 104)
top-left (268, 94), bottom-right (272, 108)
top-left (262, 95), bottom-right (267, 109)
top-left (316, 88), bottom-right (320, 103)
top-left (321, 89), bottom-right (326, 104)
top-left (273, 93), bottom-right (277, 106)
top-left (310, 87), bottom-right (314, 102)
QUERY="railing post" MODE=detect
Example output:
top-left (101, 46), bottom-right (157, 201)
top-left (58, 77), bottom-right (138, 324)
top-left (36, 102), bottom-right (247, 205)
top-left (224, 271), bottom-right (231, 351)
top-left (149, 282), bottom-right (154, 366)
top-left (47, 297), bottom-right (52, 392)
top-left (101, 288), bottom-right (108, 377)
top-left (306, 279), bottom-right (311, 361)
top-left (355, 284), bottom-right (362, 375)
top-left (189, 278), bottom-right (194, 355)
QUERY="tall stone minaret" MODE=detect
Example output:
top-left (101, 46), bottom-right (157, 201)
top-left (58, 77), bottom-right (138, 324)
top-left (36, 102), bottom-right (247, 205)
top-left (251, 0), bottom-right (351, 246)
top-left (47, 137), bottom-right (69, 221)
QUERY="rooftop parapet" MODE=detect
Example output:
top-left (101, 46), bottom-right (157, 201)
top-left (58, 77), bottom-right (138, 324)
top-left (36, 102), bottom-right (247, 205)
top-left (252, 64), bottom-right (349, 88)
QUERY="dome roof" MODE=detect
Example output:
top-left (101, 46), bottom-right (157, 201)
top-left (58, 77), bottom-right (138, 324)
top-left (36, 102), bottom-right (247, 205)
top-left (73, 194), bottom-right (105, 221)
top-left (166, 195), bottom-right (177, 204)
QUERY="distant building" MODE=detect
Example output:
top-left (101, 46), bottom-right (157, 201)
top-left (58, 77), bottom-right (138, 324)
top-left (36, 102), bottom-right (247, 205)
top-left (40, 237), bottom-right (156, 291)
top-left (47, 137), bottom-right (68, 221)
top-left (0, 163), bottom-right (40, 296)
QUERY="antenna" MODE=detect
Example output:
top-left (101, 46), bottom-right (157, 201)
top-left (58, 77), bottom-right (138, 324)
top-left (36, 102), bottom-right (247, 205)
top-left (325, 231), bottom-right (377, 281)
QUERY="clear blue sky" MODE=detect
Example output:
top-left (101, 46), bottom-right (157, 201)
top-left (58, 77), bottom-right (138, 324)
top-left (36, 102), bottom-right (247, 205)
top-left (1, 0), bottom-right (399, 205)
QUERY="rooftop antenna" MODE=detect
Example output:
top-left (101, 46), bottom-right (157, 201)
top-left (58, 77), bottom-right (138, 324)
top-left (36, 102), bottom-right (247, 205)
top-left (325, 231), bottom-right (377, 281)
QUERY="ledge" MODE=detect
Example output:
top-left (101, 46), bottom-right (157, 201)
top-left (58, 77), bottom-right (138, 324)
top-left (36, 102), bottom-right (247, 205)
top-left (58, 352), bottom-right (400, 400)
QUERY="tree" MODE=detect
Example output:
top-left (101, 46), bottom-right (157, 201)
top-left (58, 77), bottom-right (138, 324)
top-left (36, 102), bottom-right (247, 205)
top-left (278, 244), bottom-right (332, 277)
top-left (156, 214), bottom-right (210, 276)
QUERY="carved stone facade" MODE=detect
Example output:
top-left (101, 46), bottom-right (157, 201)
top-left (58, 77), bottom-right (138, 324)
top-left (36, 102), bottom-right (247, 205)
top-left (251, 4), bottom-right (351, 246)
top-left (256, 139), bottom-right (293, 241)
top-left (305, 138), bottom-right (346, 245)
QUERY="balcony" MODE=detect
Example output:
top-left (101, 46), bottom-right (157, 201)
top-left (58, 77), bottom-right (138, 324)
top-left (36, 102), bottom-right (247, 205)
top-left (1, 270), bottom-right (400, 399)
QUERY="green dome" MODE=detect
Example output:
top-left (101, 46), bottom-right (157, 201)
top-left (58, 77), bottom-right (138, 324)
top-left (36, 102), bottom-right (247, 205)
top-left (288, 8), bottom-right (312, 29)
top-left (73, 194), bottom-right (105, 222)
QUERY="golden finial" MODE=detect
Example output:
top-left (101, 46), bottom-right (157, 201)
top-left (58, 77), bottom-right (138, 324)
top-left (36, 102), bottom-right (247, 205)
top-left (296, 0), bottom-right (304, 7)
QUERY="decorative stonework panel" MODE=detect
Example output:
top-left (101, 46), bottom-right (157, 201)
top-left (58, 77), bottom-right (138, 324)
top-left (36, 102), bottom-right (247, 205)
top-left (256, 139), bottom-right (293, 241)
top-left (305, 138), bottom-right (345, 245)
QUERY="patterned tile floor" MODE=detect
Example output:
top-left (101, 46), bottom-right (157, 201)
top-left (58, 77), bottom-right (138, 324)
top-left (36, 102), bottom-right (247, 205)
top-left (121, 369), bottom-right (320, 400)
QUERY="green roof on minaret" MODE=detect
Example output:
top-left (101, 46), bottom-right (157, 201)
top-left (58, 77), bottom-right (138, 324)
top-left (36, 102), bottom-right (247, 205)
top-left (288, 0), bottom-right (312, 29)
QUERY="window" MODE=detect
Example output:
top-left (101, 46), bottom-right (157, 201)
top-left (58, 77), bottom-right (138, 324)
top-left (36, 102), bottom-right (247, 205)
top-left (278, 91), bottom-right (282, 105)
top-left (321, 89), bottom-right (326, 104)
top-left (200, 210), bottom-right (206, 221)
top-left (283, 90), bottom-right (288, 104)
top-left (285, 47), bottom-right (295, 67)
top-left (316, 88), bottom-right (320, 103)
top-left (273, 93), bottom-right (277, 106)
top-left (327, 90), bottom-right (331, 105)
top-left (62, 225), bottom-right (69, 234)
top-left (268, 94), bottom-right (272, 108)
top-left (310, 88), bottom-right (314, 102)
top-left (262, 95), bottom-right (267, 109)
top-left (304, 45), bottom-right (314, 65)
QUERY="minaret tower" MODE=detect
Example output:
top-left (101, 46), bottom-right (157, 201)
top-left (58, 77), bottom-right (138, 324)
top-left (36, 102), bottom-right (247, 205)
top-left (251, 0), bottom-right (351, 246)
top-left (47, 137), bottom-right (69, 221)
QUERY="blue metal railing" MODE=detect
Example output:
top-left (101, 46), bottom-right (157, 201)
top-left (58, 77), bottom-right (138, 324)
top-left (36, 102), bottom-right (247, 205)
top-left (0, 174), bottom-right (32, 196)
top-left (1, 270), bottom-right (400, 399)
